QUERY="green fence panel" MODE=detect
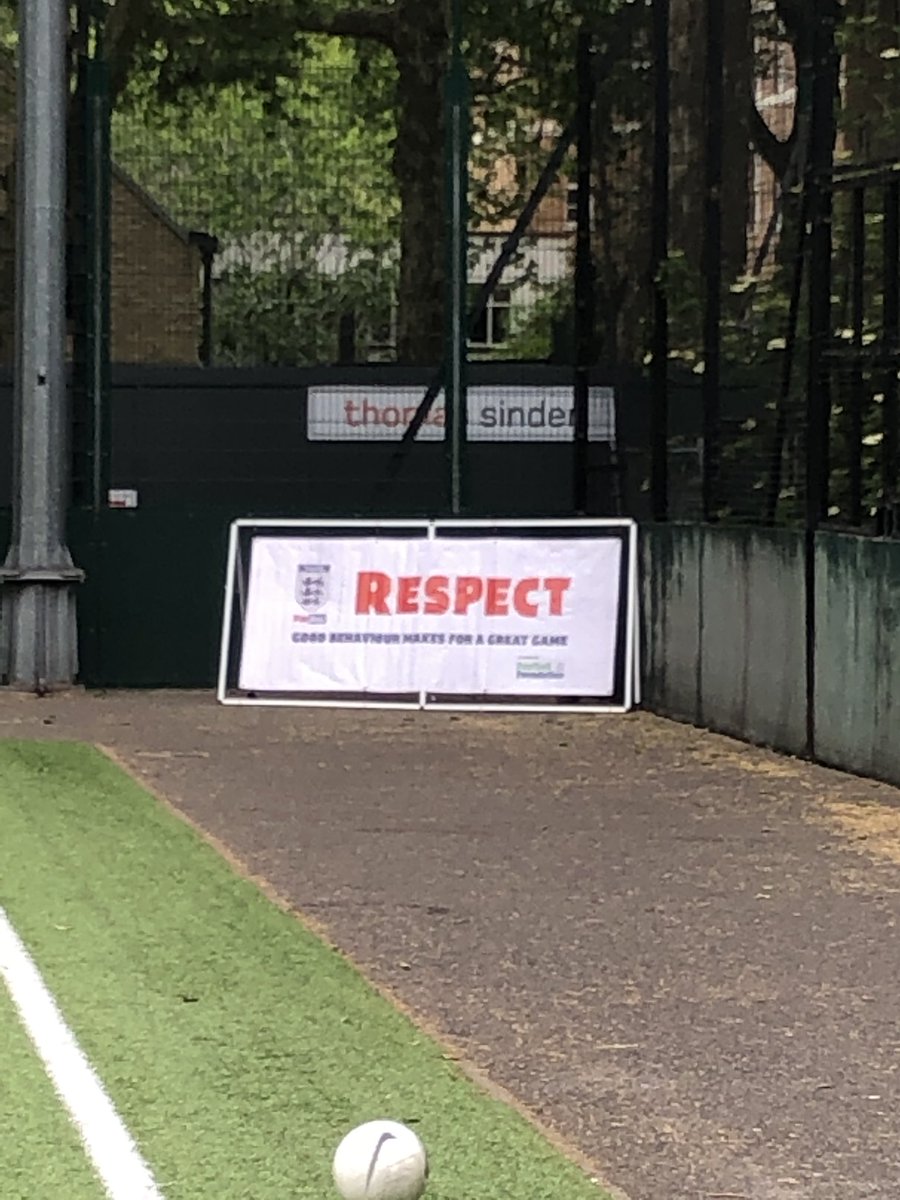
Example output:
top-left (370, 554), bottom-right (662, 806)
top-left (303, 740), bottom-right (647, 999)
top-left (698, 526), bottom-right (807, 756)
top-left (70, 507), bottom-right (234, 688)
top-left (641, 523), bottom-right (703, 723)
top-left (815, 532), bottom-right (900, 785)
top-left (641, 523), bottom-right (807, 757)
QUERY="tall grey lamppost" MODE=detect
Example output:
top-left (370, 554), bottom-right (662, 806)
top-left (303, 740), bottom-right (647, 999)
top-left (0, 0), bottom-right (82, 689)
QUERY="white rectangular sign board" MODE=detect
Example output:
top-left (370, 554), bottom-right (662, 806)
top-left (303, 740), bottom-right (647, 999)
top-left (218, 519), bottom-right (639, 712)
top-left (307, 385), bottom-right (616, 443)
top-left (237, 534), bottom-right (623, 698)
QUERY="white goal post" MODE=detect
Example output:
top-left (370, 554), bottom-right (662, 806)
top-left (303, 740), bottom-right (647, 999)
top-left (217, 517), bottom-right (640, 714)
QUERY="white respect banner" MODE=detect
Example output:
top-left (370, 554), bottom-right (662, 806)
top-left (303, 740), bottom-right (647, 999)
top-left (307, 385), bottom-right (616, 444)
top-left (237, 535), bottom-right (624, 697)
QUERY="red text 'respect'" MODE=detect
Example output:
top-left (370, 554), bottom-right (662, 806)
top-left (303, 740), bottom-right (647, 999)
top-left (355, 572), bottom-right (571, 617)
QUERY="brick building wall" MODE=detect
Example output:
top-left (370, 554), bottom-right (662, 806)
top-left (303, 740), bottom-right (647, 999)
top-left (0, 57), bottom-right (202, 366)
top-left (109, 168), bottom-right (202, 364)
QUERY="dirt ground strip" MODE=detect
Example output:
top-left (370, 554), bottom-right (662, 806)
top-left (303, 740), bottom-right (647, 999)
top-left (2, 689), bottom-right (900, 1200)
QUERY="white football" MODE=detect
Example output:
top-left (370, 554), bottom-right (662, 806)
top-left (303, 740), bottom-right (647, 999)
top-left (332, 1119), bottom-right (428, 1200)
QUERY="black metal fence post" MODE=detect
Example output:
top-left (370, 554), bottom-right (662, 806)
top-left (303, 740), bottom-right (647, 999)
top-left (573, 29), bottom-right (596, 516)
top-left (806, 9), bottom-right (839, 533)
top-left (71, 36), bottom-right (111, 513)
top-left (189, 231), bottom-right (219, 368)
top-left (650, 0), bottom-right (670, 523)
top-left (701, 0), bottom-right (724, 523)
top-left (848, 185), bottom-right (866, 527)
top-left (445, 0), bottom-right (469, 516)
top-left (803, 1), bottom-right (840, 760)
top-left (881, 180), bottom-right (899, 531)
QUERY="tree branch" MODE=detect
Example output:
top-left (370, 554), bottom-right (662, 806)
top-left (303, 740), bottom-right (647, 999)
top-left (749, 101), bottom-right (795, 179)
top-left (774, 0), bottom-right (807, 44)
top-left (105, 0), bottom-right (161, 103)
top-left (294, 5), bottom-right (397, 49)
top-left (102, 0), bottom-right (398, 105)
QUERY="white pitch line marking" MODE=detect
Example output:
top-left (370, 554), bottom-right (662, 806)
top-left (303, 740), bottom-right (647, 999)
top-left (0, 905), bottom-right (166, 1199)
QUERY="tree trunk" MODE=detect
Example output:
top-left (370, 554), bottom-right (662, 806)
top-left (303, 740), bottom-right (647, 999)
top-left (722, 0), bottom-right (751, 274)
top-left (593, 106), bottom-right (652, 365)
top-left (668, 0), bottom-right (705, 271)
top-left (392, 2), bottom-right (448, 365)
top-left (670, 0), bottom-right (751, 280)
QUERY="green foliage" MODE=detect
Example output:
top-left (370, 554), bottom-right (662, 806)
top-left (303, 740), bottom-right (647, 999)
top-left (12, 0), bottom-right (900, 400)
top-left (212, 259), bottom-right (396, 366)
top-left (0, 3), bottom-right (14, 51)
top-left (107, 0), bottom-right (634, 364)
top-left (839, 7), bottom-right (900, 158)
top-left (115, 37), bottom-right (396, 240)
top-left (113, 36), bottom-right (399, 364)
top-left (500, 282), bottom-right (571, 361)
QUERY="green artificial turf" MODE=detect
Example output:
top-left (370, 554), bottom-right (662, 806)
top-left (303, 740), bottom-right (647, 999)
top-left (0, 740), bottom-right (608, 1199)
top-left (0, 980), bottom-right (107, 1200)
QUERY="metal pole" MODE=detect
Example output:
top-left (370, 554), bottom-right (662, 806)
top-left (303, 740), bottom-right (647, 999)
top-left (763, 183), bottom-right (809, 526)
top-left (881, 180), bottom-right (899, 529)
top-left (701, 0), bottom-right (724, 523)
top-left (445, 0), bottom-right (469, 516)
top-left (0, 0), bottom-right (82, 689)
top-left (573, 30), bottom-right (595, 516)
top-left (650, 0), bottom-right (670, 522)
top-left (803, 0), bottom-right (839, 760)
top-left (805, 8), bottom-right (838, 533)
top-left (189, 231), bottom-right (219, 368)
top-left (87, 55), bottom-right (111, 513)
top-left (71, 45), bottom-right (112, 514)
top-left (848, 184), bottom-right (865, 527)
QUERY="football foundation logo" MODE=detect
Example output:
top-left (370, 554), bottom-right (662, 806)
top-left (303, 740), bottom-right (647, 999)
top-left (516, 656), bottom-right (566, 680)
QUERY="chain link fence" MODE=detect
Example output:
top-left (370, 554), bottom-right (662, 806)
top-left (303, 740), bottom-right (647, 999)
top-left (108, 51), bottom-right (588, 371)
top-left (651, 0), bottom-right (899, 532)
top-left (0, 2), bottom-right (895, 527)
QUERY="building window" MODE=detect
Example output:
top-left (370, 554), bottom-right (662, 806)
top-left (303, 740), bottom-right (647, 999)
top-left (468, 284), bottom-right (512, 347)
top-left (566, 182), bottom-right (579, 227)
top-left (566, 182), bottom-right (594, 228)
